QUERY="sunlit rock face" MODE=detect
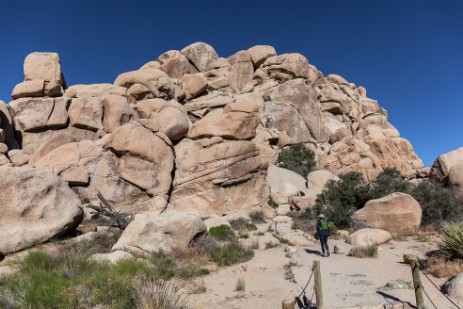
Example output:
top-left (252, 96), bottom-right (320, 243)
top-left (3, 43), bottom-right (424, 218)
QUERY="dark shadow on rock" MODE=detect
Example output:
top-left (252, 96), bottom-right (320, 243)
top-left (376, 290), bottom-right (416, 308)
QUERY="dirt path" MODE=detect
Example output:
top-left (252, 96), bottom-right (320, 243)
top-left (188, 236), bottom-right (456, 309)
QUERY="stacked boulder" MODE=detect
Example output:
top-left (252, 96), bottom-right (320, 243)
top-left (2, 42), bottom-right (425, 221)
top-left (429, 147), bottom-right (463, 197)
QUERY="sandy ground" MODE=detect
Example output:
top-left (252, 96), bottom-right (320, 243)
top-left (187, 233), bottom-right (456, 309)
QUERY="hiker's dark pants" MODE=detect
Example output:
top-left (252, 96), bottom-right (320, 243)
top-left (320, 235), bottom-right (329, 254)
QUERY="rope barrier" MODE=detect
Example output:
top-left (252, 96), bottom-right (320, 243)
top-left (296, 266), bottom-right (315, 309)
top-left (298, 267), bottom-right (314, 298)
top-left (418, 260), bottom-right (462, 309)
top-left (421, 283), bottom-right (438, 309)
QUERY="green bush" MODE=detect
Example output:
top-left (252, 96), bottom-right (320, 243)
top-left (150, 251), bottom-right (177, 280)
top-left (209, 241), bottom-right (254, 266)
top-left (208, 225), bottom-right (236, 241)
top-left (267, 198), bottom-right (278, 209)
top-left (369, 167), bottom-right (408, 199)
top-left (438, 223), bottom-right (463, 259)
top-left (314, 172), bottom-right (370, 228)
top-left (0, 251), bottom-right (158, 309)
top-left (277, 144), bottom-right (316, 177)
top-left (409, 181), bottom-right (463, 226)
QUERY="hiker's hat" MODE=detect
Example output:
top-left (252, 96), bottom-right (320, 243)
top-left (318, 214), bottom-right (325, 219)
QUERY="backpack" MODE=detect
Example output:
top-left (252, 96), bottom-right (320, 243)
top-left (320, 219), bottom-right (329, 231)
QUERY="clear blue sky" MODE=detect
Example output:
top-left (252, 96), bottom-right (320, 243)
top-left (1, 0), bottom-right (462, 167)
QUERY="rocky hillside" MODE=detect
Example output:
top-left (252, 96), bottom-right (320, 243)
top-left (0, 42), bottom-right (425, 220)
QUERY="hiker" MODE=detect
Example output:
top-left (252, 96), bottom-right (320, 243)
top-left (316, 214), bottom-right (331, 257)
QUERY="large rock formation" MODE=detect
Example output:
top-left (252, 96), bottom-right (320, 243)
top-left (1, 43), bottom-right (424, 221)
top-left (0, 166), bottom-right (83, 255)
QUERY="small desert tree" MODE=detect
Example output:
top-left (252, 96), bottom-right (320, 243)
top-left (409, 180), bottom-right (463, 226)
top-left (314, 172), bottom-right (370, 228)
top-left (369, 167), bottom-right (408, 199)
top-left (276, 144), bottom-right (316, 177)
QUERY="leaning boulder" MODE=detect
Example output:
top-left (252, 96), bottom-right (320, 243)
top-left (353, 193), bottom-right (422, 234)
top-left (448, 163), bottom-right (463, 197)
top-left (0, 166), bottom-right (83, 255)
top-left (429, 147), bottom-right (463, 184)
top-left (346, 228), bottom-right (392, 247)
top-left (181, 42), bottom-right (219, 72)
top-left (112, 212), bottom-right (206, 258)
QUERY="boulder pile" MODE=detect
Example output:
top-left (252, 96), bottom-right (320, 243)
top-left (0, 42), bottom-right (427, 254)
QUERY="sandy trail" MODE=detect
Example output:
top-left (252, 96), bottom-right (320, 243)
top-left (189, 236), bottom-right (456, 309)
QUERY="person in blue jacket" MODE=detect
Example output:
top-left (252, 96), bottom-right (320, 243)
top-left (316, 214), bottom-right (331, 257)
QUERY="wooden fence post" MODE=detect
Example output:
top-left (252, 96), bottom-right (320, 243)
top-left (404, 255), bottom-right (424, 309)
top-left (313, 260), bottom-right (323, 309)
top-left (281, 298), bottom-right (295, 309)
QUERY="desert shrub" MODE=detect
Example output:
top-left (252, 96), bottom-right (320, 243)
top-left (314, 172), bottom-right (371, 228)
top-left (276, 236), bottom-right (294, 246)
top-left (245, 223), bottom-right (257, 231)
top-left (409, 181), bottom-right (463, 226)
top-left (424, 255), bottom-right (463, 278)
top-left (265, 241), bottom-right (278, 249)
top-left (208, 224), bottom-right (236, 241)
top-left (276, 144), bottom-right (316, 177)
top-left (350, 244), bottom-right (378, 258)
top-left (0, 250), bottom-right (160, 309)
top-left (209, 241), bottom-right (254, 266)
top-left (81, 197), bottom-right (90, 204)
top-left (369, 167), bottom-right (408, 199)
top-left (192, 234), bottom-right (219, 254)
top-left (177, 266), bottom-right (209, 279)
top-left (249, 210), bottom-right (265, 223)
top-left (132, 276), bottom-right (192, 309)
top-left (291, 219), bottom-right (302, 230)
top-left (235, 277), bottom-right (246, 292)
top-left (229, 218), bottom-right (248, 230)
top-left (438, 223), bottom-right (463, 259)
top-left (288, 208), bottom-right (313, 232)
top-left (150, 251), bottom-right (177, 280)
top-left (267, 198), bottom-right (278, 209)
top-left (283, 264), bottom-right (296, 283)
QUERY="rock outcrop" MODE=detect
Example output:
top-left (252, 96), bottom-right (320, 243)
top-left (1, 43), bottom-right (424, 221)
top-left (0, 166), bottom-right (83, 255)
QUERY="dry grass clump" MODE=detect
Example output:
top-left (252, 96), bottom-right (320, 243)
top-left (132, 276), bottom-right (192, 309)
top-left (349, 244), bottom-right (378, 258)
top-left (235, 277), bottom-right (246, 292)
top-left (424, 255), bottom-right (463, 278)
